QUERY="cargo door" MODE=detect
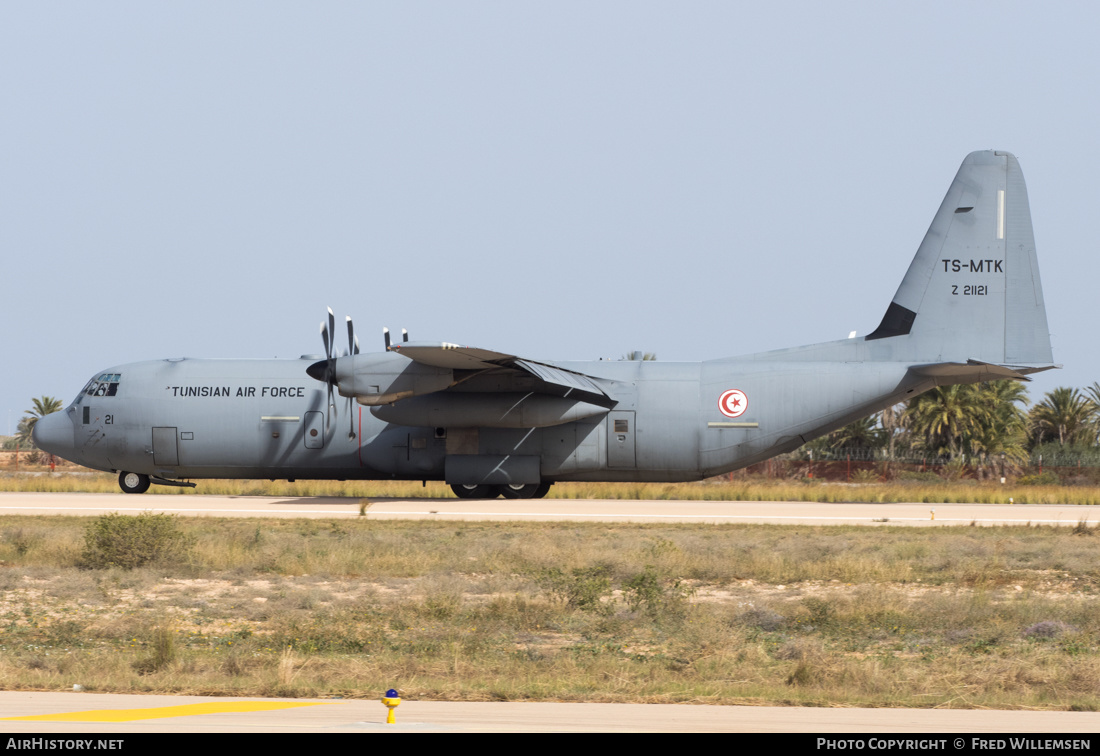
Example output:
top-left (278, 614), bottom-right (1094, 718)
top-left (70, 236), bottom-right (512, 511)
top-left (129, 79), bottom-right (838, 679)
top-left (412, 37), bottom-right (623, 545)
top-left (607, 411), bottom-right (636, 468)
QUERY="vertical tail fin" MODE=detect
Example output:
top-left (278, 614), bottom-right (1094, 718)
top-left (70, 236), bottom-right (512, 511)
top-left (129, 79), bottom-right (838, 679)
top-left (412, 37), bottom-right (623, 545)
top-left (866, 150), bottom-right (1054, 372)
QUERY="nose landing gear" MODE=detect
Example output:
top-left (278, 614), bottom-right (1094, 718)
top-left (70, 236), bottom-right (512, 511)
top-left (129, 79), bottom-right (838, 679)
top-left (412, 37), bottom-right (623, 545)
top-left (118, 471), bottom-right (151, 494)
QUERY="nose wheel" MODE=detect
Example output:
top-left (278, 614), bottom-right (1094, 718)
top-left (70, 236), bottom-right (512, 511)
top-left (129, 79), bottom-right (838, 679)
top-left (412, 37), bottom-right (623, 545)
top-left (118, 471), bottom-right (150, 494)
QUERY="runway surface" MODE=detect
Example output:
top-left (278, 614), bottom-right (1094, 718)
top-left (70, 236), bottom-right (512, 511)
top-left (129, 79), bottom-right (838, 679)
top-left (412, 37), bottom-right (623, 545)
top-left (3, 692), bottom-right (1099, 733)
top-left (1, 491), bottom-right (1097, 526)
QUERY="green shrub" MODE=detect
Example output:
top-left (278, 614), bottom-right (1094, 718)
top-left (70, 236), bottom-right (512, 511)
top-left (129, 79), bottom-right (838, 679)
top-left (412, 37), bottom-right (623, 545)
top-left (897, 471), bottom-right (943, 483)
top-left (623, 565), bottom-right (691, 622)
top-left (537, 566), bottom-right (612, 613)
top-left (851, 469), bottom-right (879, 483)
top-left (133, 624), bottom-right (178, 674)
top-left (80, 512), bottom-right (194, 570)
top-left (1018, 472), bottom-right (1061, 486)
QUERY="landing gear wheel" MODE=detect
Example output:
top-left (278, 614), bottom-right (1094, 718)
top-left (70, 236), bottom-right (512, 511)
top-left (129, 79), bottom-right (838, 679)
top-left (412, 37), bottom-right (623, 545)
top-left (532, 482), bottom-right (552, 499)
top-left (498, 483), bottom-right (542, 499)
top-left (451, 484), bottom-right (496, 499)
top-left (118, 471), bottom-right (150, 494)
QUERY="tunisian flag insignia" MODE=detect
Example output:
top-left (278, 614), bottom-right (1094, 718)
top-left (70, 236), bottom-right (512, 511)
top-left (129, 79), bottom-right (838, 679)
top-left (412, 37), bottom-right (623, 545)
top-left (718, 389), bottom-right (748, 418)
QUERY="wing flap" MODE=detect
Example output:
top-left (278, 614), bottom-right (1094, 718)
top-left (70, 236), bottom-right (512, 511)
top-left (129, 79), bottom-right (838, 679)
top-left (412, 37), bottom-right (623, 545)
top-left (514, 359), bottom-right (608, 397)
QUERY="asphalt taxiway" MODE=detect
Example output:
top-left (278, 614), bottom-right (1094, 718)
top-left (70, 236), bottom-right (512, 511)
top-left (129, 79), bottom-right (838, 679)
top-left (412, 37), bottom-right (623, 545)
top-left (3, 692), bottom-right (1099, 733)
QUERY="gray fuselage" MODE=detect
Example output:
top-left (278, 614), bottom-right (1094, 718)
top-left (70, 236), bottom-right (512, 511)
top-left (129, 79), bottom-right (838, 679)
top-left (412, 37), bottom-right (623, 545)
top-left (46, 341), bottom-right (929, 485)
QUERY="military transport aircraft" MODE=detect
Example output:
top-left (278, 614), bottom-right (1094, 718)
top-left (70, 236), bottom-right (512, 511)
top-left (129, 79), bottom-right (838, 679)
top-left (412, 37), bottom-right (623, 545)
top-left (34, 151), bottom-right (1056, 498)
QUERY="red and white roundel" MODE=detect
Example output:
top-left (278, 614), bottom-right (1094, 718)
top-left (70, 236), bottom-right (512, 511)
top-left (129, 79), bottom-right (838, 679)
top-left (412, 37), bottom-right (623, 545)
top-left (718, 389), bottom-right (748, 418)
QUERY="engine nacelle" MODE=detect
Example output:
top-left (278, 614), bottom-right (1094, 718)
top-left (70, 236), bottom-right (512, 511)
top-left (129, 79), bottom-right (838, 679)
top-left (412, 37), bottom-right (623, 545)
top-left (334, 353), bottom-right (453, 406)
top-left (370, 392), bottom-right (609, 428)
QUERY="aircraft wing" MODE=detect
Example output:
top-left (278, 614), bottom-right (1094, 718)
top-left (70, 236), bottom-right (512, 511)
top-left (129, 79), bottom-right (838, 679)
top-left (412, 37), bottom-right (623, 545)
top-left (391, 342), bottom-right (611, 400)
top-left (389, 342), bottom-right (515, 370)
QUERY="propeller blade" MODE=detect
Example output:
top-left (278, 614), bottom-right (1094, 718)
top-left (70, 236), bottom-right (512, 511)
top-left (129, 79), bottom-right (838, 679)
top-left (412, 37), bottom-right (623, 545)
top-left (320, 322), bottom-right (331, 365)
top-left (327, 308), bottom-right (336, 359)
top-left (384, 327), bottom-right (391, 351)
top-left (402, 328), bottom-right (409, 343)
top-left (346, 316), bottom-right (359, 355)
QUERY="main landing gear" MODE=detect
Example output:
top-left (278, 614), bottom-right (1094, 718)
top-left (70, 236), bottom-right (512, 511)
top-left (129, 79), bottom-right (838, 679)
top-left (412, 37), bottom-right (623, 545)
top-left (451, 482), bottom-right (552, 500)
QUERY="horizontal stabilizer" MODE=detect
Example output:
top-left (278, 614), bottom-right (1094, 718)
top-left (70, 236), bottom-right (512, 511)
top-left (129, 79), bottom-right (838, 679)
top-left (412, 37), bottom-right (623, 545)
top-left (909, 359), bottom-right (1059, 384)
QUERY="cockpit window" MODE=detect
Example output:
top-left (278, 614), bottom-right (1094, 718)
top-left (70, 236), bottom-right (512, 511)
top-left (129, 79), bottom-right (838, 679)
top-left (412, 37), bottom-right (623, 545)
top-left (79, 373), bottom-right (122, 400)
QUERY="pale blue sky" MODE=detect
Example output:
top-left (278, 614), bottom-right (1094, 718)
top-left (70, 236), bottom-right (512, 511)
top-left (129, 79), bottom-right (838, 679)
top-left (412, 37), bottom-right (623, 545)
top-left (3, 2), bottom-right (1097, 433)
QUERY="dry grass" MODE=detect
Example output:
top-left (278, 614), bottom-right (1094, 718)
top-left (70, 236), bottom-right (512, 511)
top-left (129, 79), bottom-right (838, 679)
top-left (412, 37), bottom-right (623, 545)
top-left (1, 515), bottom-right (1100, 709)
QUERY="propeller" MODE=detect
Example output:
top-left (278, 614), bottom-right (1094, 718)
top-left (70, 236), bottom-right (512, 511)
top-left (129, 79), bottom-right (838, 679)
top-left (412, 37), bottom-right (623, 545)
top-left (343, 315), bottom-right (359, 438)
top-left (383, 327), bottom-right (409, 351)
top-left (306, 308), bottom-right (359, 440)
top-left (311, 308), bottom-right (338, 420)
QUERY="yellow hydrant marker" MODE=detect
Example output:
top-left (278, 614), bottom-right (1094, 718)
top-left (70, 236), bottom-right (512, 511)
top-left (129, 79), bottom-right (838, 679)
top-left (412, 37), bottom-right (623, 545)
top-left (3, 700), bottom-right (334, 723)
top-left (381, 688), bottom-right (401, 724)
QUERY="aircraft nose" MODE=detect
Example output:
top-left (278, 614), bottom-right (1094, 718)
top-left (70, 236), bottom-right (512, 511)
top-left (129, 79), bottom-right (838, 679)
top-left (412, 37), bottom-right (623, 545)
top-left (32, 410), bottom-right (74, 456)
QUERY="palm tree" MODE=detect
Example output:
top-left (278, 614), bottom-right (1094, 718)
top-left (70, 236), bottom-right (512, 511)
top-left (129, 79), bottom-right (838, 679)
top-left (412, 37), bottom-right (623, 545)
top-left (967, 380), bottom-right (1030, 478)
top-left (880, 402), bottom-right (906, 460)
top-left (17, 396), bottom-right (64, 447)
top-left (1083, 382), bottom-right (1100, 445)
top-left (14, 417), bottom-right (34, 447)
top-left (1086, 382), bottom-right (1100, 408)
top-left (904, 384), bottom-right (991, 460)
top-left (828, 414), bottom-right (885, 453)
top-left (1028, 387), bottom-right (1096, 447)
